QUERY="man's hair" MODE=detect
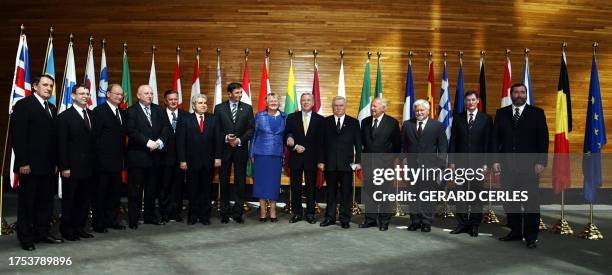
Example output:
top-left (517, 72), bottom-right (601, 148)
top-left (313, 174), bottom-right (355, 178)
top-left (32, 74), bottom-right (55, 86)
top-left (510, 83), bottom-right (527, 93)
top-left (464, 90), bottom-right (479, 99)
top-left (300, 92), bottom-right (314, 101)
top-left (191, 93), bottom-right (208, 106)
top-left (372, 96), bottom-right (387, 108)
top-left (332, 96), bottom-right (346, 106)
top-left (107, 83), bottom-right (122, 94)
top-left (413, 99), bottom-right (430, 110)
top-left (72, 84), bottom-right (88, 94)
top-left (227, 82), bottom-right (243, 93)
top-left (164, 89), bottom-right (178, 98)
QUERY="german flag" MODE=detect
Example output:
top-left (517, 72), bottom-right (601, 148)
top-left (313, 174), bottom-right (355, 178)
top-left (427, 56), bottom-right (436, 118)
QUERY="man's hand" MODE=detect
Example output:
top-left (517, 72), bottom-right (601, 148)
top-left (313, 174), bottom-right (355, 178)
top-left (179, 162), bottom-right (187, 170)
top-left (214, 159), bottom-right (221, 168)
top-left (147, 140), bottom-right (159, 150)
top-left (61, 169), bottom-right (71, 178)
top-left (317, 163), bottom-right (325, 171)
top-left (19, 165), bottom-right (31, 175)
top-left (226, 134), bottom-right (237, 147)
top-left (295, 145), bottom-right (306, 154)
top-left (354, 164), bottom-right (362, 171)
top-left (535, 164), bottom-right (545, 176)
top-left (287, 137), bottom-right (295, 147)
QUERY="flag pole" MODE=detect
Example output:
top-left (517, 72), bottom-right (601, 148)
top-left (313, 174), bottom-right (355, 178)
top-left (84, 36), bottom-right (94, 85)
top-left (1, 25), bottom-right (26, 236)
top-left (58, 33), bottom-right (73, 115)
top-left (439, 51), bottom-right (454, 219)
top-left (551, 41), bottom-right (574, 236)
top-left (483, 171), bottom-right (501, 224)
top-left (282, 48), bottom-right (295, 215)
top-left (42, 26), bottom-right (54, 72)
top-left (579, 42), bottom-right (603, 240)
top-left (479, 50), bottom-right (487, 114)
top-left (533, 50), bottom-right (547, 233)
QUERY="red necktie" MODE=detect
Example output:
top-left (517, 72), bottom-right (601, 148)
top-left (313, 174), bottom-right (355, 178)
top-left (199, 115), bottom-right (205, 133)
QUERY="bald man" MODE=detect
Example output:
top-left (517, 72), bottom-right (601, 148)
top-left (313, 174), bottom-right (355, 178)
top-left (125, 85), bottom-right (170, 229)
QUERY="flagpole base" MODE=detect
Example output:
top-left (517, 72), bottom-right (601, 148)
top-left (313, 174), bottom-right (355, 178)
top-left (436, 204), bottom-right (455, 219)
top-left (551, 219), bottom-right (574, 235)
top-left (351, 202), bottom-right (362, 216)
top-left (243, 202), bottom-right (251, 213)
top-left (1, 218), bottom-right (16, 236)
top-left (394, 203), bottom-right (406, 217)
top-left (282, 202), bottom-right (291, 214)
top-left (315, 203), bottom-right (322, 215)
top-left (483, 209), bottom-right (501, 224)
top-left (539, 218), bottom-right (549, 231)
top-left (579, 223), bottom-right (604, 240)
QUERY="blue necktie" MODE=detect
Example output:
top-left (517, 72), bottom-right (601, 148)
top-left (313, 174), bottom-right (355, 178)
top-left (172, 111), bottom-right (177, 132)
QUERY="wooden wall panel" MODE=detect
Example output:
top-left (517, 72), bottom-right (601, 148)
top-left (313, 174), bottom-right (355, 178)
top-left (1, 0), bottom-right (612, 188)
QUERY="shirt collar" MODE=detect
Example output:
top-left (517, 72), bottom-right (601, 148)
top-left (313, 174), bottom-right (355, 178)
top-left (106, 100), bottom-right (119, 112)
top-left (33, 93), bottom-right (47, 107)
top-left (373, 113), bottom-right (385, 121)
top-left (512, 103), bottom-right (526, 115)
top-left (467, 109), bottom-right (478, 117)
top-left (139, 102), bottom-right (150, 111)
top-left (166, 108), bottom-right (177, 116)
top-left (417, 117), bottom-right (429, 127)
top-left (73, 104), bottom-right (85, 114)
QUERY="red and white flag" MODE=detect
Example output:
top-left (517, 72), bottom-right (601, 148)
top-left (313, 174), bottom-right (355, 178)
top-left (257, 55), bottom-right (270, 112)
top-left (84, 41), bottom-right (97, 109)
top-left (190, 50), bottom-right (201, 113)
top-left (241, 57), bottom-right (252, 106)
top-left (500, 54), bottom-right (512, 107)
top-left (173, 49), bottom-right (183, 109)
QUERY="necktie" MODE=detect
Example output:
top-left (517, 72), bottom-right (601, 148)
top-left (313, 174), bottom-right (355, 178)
top-left (336, 117), bottom-right (341, 133)
top-left (83, 109), bottom-right (91, 130)
top-left (172, 111), bottom-right (177, 132)
top-left (417, 121), bottom-right (423, 138)
top-left (44, 101), bottom-right (51, 118)
top-left (199, 115), bottom-right (205, 133)
top-left (144, 106), bottom-right (152, 126)
top-left (513, 107), bottom-right (520, 127)
top-left (231, 103), bottom-right (237, 123)
top-left (468, 113), bottom-right (474, 129)
top-left (115, 107), bottom-right (122, 125)
top-left (303, 113), bottom-right (309, 135)
top-left (372, 118), bottom-right (379, 138)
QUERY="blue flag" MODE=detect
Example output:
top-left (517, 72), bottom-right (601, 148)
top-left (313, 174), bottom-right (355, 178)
top-left (454, 62), bottom-right (464, 113)
top-left (438, 61), bottom-right (452, 140)
top-left (582, 55), bottom-right (607, 203)
top-left (402, 58), bottom-right (415, 122)
top-left (524, 55), bottom-right (534, 105)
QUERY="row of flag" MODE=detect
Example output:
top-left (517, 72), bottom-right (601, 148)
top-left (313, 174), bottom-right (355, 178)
top-left (6, 31), bottom-right (607, 203)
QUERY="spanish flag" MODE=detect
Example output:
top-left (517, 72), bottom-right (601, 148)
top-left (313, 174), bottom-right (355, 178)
top-left (427, 57), bottom-right (435, 118)
top-left (552, 47), bottom-right (572, 193)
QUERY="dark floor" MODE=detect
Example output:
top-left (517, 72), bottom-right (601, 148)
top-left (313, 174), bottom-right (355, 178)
top-left (0, 194), bottom-right (610, 275)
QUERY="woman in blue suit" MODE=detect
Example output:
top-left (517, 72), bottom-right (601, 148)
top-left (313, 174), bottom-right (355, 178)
top-left (250, 93), bottom-right (286, 222)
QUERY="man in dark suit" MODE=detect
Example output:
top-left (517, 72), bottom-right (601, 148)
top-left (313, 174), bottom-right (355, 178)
top-left (177, 94), bottom-right (222, 225)
top-left (125, 84), bottom-right (170, 229)
top-left (285, 93), bottom-right (324, 224)
top-left (11, 74), bottom-right (63, 250)
top-left (401, 99), bottom-right (448, 233)
top-left (92, 84), bottom-right (127, 233)
top-left (214, 82), bottom-right (254, 224)
top-left (159, 90), bottom-right (188, 223)
top-left (57, 85), bottom-right (96, 241)
top-left (318, 96), bottom-right (362, 229)
top-left (358, 97), bottom-right (401, 231)
top-left (492, 83), bottom-right (548, 249)
top-left (448, 91), bottom-right (493, 237)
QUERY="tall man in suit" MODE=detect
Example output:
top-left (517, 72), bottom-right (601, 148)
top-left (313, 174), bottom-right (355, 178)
top-left (214, 82), bottom-right (254, 224)
top-left (92, 84), bottom-right (127, 233)
top-left (126, 84), bottom-right (170, 229)
top-left (448, 91), bottom-right (493, 237)
top-left (492, 83), bottom-right (548, 249)
top-left (285, 93), bottom-right (324, 224)
top-left (318, 96), bottom-right (362, 229)
top-left (57, 85), bottom-right (96, 241)
top-left (177, 94), bottom-right (222, 225)
top-left (358, 97), bottom-right (401, 231)
top-left (401, 99), bottom-right (448, 233)
top-left (159, 90), bottom-right (189, 223)
top-left (11, 74), bottom-right (63, 250)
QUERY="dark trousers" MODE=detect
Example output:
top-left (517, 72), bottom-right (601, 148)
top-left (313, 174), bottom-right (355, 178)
top-left (160, 165), bottom-right (185, 219)
top-left (219, 154), bottom-right (247, 218)
top-left (60, 177), bottom-right (91, 236)
top-left (187, 167), bottom-right (213, 221)
top-left (364, 212), bottom-right (391, 226)
top-left (92, 171), bottom-right (122, 229)
top-left (290, 166), bottom-right (317, 218)
top-left (127, 166), bottom-right (159, 226)
top-left (502, 172), bottom-right (541, 241)
top-left (409, 180), bottom-right (436, 226)
top-left (455, 180), bottom-right (484, 228)
top-left (17, 173), bottom-right (54, 245)
top-left (324, 171), bottom-right (353, 223)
